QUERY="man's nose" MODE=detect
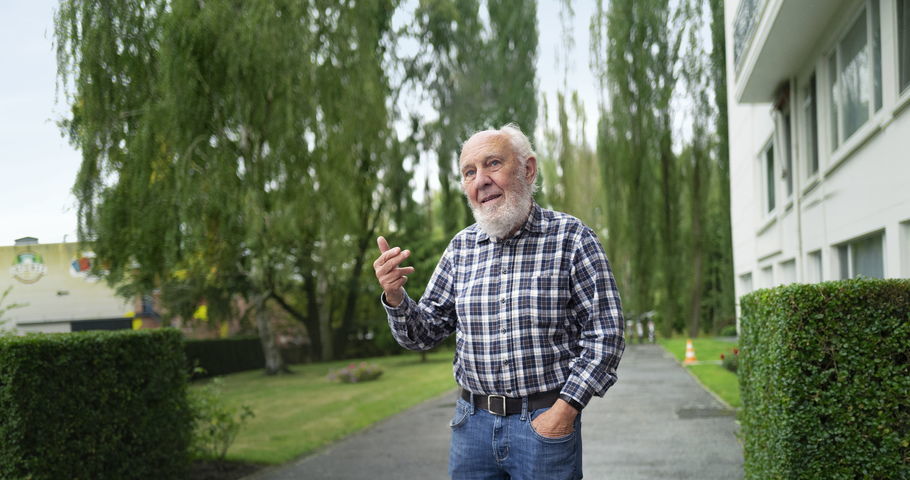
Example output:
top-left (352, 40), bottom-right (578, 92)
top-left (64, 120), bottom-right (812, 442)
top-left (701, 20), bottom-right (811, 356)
top-left (475, 169), bottom-right (492, 187)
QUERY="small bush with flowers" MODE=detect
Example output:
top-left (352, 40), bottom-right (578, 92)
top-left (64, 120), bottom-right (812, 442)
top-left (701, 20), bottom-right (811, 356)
top-left (720, 348), bottom-right (739, 373)
top-left (326, 362), bottom-right (383, 384)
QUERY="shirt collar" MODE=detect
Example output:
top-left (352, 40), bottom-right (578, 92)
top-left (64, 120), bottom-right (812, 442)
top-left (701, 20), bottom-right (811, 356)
top-left (474, 202), bottom-right (548, 245)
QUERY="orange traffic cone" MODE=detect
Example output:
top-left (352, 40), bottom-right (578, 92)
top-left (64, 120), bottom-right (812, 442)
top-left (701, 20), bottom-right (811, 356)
top-left (684, 339), bottom-right (697, 365)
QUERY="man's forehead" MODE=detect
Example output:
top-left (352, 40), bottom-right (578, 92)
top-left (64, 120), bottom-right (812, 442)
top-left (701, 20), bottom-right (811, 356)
top-left (460, 132), bottom-right (512, 165)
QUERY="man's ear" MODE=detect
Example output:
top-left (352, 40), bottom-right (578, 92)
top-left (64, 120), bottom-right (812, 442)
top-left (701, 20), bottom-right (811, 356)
top-left (525, 156), bottom-right (538, 184)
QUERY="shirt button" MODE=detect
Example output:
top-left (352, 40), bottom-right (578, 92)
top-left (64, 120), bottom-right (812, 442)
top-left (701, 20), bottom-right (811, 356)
top-left (503, 359), bottom-right (510, 365)
top-left (500, 297), bottom-right (506, 304)
top-left (502, 267), bottom-right (509, 274)
top-left (500, 327), bottom-right (507, 334)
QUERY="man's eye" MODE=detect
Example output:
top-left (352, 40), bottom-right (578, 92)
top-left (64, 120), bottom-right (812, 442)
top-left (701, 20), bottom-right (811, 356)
top-left (490, 160), bottom-right (501, 167)
top-left (463, 170), bottom-right (475, 179)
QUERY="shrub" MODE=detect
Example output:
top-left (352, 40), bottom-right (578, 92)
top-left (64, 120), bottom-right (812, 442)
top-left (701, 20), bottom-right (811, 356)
top-left (189, 377), bottom-right (255, 463)
top-left (720, 348), bottom-right (739, 373)
top-left (0, 329), bottom-right (192, 480)
top-left (326, 362), bottom-right (383, 383)
top-left (718, 324), bottom-right (738, 337)
top-left (185, 336), bottom-right (264, 379)
top-left (739, 279), bottom-right (909, 479)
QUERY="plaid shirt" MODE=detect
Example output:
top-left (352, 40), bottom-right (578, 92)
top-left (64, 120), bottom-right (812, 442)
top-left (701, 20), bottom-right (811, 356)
top-left (382, 203), bottom-right (624, 409)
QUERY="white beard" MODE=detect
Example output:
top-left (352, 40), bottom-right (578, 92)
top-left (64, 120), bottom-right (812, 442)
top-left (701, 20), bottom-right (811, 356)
top-left (469, 176), bottom-right (534, 240)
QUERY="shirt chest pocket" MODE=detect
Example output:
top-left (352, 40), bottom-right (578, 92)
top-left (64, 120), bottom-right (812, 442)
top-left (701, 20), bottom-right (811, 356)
top-left (519, 274), bottom-right (571, 325)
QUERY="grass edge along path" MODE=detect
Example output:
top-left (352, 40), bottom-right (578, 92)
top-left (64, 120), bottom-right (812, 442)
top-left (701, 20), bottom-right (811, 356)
top-left (657, 337), bottom-right (741, 409)
top-left (194, 349), bottom-right (458, 465)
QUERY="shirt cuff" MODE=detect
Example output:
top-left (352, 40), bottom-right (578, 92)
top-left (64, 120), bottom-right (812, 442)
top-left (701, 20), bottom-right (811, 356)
top-left (559, 377), bottom-right (594, 410)
top-left (559, 394), bottom-right (585, 412)
top-left (380, 290), bottom-right (410, 315)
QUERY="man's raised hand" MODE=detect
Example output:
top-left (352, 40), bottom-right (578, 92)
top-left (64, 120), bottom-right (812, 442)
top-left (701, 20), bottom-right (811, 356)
top-left (373, 236), bottom-right (415, 307)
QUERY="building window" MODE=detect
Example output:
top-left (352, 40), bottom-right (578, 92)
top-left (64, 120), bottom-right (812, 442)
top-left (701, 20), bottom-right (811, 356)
top-left (762, 142), bottom-right (776, 214)
top-left (760, 265), bottom-right (774, 288)
top-left (828, 1), bottom-right (883, 149)
top-left (901, 221), bottom-right (910, 277)
top-left (773, 88), bottom-right (793, 199)
top-left (779, 259), bottom-right (796, 284)
top-left (739, 272), bottom-right (753, 296)
top-left (829, 54), bottom-right (839, 149)
top-left (838, 231), bottom-right (885, 279)
top-left (872, 0), bottom-right (882, 110)
top-left (807, 250), bottom-right (823, 283)
top-left (782, 112), bottom-right (793, 198)
top-left (900, 0), bottom-right (910, 93)
top-left (802, 74), bottom-right (820, 176)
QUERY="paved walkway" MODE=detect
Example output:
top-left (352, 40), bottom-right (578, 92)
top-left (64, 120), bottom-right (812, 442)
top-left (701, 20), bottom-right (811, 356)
top-left (245, 344), bottom-right (743, 480)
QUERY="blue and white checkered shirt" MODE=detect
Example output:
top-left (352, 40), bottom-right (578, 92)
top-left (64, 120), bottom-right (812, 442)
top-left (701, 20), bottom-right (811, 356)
top-left (382, 203), bottom-right (624, 409)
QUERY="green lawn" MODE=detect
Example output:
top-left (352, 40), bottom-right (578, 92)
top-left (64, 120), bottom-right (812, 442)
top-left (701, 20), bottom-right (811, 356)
top-left (196, 349), bottom-right (457, 464)
top-left (658, 336), bottom-right (741, 409)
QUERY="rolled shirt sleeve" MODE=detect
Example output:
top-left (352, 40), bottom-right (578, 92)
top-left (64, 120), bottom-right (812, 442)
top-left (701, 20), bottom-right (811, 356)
top-left (559, 228), bottom-right (625, 409)
top-left (382, 248), bottom-right (458, 351)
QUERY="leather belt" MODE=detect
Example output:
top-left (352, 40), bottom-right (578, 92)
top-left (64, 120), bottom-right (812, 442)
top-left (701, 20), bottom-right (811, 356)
top-left (461, 388), bottom-right (561, 416)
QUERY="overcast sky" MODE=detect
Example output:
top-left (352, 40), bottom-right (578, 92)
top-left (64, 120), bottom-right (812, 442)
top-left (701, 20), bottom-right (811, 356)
top-left (0, 1), bottom-right (598, 247)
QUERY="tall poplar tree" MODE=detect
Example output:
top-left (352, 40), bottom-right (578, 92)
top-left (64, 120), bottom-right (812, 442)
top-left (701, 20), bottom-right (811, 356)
top-left (590, 0), bottom-right (729, 336)
top-left (591, 0), bottom-right (665, 321)
top-left (707, 0), bottom-right (736, 330)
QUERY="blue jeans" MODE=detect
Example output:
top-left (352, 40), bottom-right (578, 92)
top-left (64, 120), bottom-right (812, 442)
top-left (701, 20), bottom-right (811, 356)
top-left (448, 397), bottom-right (583, 479)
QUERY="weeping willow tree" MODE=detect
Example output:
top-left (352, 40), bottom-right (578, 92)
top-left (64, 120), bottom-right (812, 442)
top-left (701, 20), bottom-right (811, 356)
top-left (56, 0), bottom-right (398, 370)
top-left (408, 0), bottom-right (539, 237)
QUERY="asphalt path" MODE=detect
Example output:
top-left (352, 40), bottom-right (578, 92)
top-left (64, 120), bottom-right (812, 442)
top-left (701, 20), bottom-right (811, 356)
top-left (245, 344), bottom-right (743, 480)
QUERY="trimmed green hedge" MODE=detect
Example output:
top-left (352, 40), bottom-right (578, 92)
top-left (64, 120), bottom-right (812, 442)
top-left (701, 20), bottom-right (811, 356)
top-left (0, 329), bottom-right (191, 480)
top-left (184, 336), bottom-right (264, 379)
top-left (740, 279), bottom-right (910, 479)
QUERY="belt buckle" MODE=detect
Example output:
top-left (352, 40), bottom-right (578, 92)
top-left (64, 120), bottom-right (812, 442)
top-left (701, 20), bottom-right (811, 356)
top-left (487, 395), bottom-right (507, 416)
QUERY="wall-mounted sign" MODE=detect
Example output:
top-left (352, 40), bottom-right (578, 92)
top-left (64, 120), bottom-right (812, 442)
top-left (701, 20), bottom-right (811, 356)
top-left (10, 251), bottom-right (47, 284)
top-left (69, 251), bottom-right (100, 282)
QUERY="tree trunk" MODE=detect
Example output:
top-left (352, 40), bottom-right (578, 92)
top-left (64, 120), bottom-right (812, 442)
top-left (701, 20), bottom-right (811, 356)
top-left (270, 290), bottom-right (320, 363)
top-left (335, 206), bottom-right (381, 358)
top-left (303, 273), bottom-right (323, 362)
top-left (254, 294), bottom-right (287, 375)
top-left (689, 147), bottom-right (706, 338)
top-left (317, 275), bottom-right (334, 361)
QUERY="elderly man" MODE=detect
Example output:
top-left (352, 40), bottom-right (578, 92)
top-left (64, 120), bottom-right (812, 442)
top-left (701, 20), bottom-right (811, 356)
top-left (373, 124), bottom-right (624, 480)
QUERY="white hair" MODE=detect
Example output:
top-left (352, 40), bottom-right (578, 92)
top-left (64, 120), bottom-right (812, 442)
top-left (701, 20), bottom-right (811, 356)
top-left (460, 122), bottom-right (538, 193)
top-left (498, 123), bottom-right (536, 167)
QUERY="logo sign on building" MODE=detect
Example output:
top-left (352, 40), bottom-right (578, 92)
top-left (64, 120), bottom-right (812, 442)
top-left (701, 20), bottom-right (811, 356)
top-left (69, 251), bottom-right (101, 283)
top-left (10, 252), bottom-right (47, 284)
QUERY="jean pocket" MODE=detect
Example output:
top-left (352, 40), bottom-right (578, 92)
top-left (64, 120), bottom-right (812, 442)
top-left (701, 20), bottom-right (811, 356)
top-left (528, 408), bottom-right (576, 443)
top-left (449, 401), bottom-right (470, 429)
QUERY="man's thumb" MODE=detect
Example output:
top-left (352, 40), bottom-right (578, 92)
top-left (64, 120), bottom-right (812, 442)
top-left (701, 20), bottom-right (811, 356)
top-left (377, 236), bottom-right (390, 253)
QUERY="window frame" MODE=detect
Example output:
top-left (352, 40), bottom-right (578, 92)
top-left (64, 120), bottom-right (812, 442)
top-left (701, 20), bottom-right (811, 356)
top-left (807, 250), bottom-right (823, 283)
top-left (836, 230), bottom-right (886, 279)
top-left (827, 0), bottom-right (884, 152)
top-left (898, 0), bottom-right (910, 94)
top-left (900, 220), bottom-right (910, 277)
top-left (801, 73), bottom-right (821, 181)
top-left (760, 265), bottom-right (774, 288)
top-left (779, 259), bottom-right (797, 285)
top-left (781, 109), bottom-right (794, 201)
top-left (738, 272), bottom-right (753, 298)
top-left (760, 138), bottom-right (777, 216)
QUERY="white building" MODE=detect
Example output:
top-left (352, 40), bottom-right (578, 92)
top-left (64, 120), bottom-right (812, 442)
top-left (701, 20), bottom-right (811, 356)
top-left (1, 238), bottom-right (136, 333)
top-left (725, 0), bottom-right (910, 311)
